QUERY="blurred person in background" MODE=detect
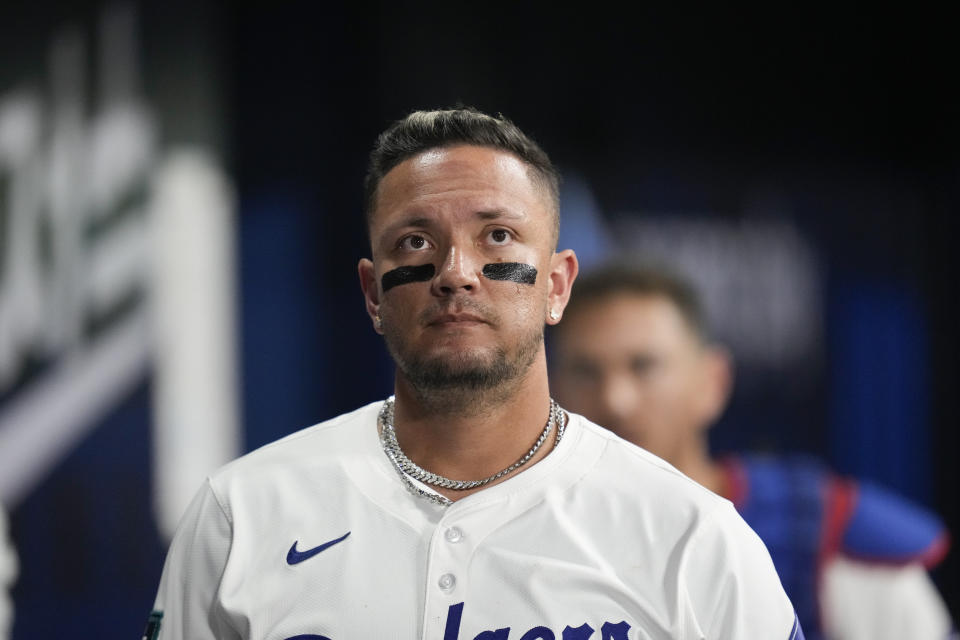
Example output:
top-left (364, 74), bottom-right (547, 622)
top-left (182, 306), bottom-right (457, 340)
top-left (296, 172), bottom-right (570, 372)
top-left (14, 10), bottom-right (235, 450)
top-left (0, 506), bottom-right (15, 639)
top-left (550, 262), bottom-right (954, 640)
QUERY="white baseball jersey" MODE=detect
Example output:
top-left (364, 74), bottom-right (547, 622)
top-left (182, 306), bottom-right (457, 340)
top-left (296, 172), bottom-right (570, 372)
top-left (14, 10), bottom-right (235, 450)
top-left (151, 400), bottom-right (802, 639)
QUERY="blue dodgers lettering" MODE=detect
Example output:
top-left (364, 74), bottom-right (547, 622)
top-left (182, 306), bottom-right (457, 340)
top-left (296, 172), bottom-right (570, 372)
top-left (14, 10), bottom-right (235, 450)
top-left (381, 263), bottom-right (435, 292)
top-left (519, 626), bottom-right (554, 640)
top-left (562, 624), bottom-right (594, 640)
top-left (443, 602), bottom-right (465, 640)
top-left (599, 622), bottom-right (631, 639)
top-left (442, 603), bottom-right (630, 640)
top-left (482, 262), bottom-right (537, 285)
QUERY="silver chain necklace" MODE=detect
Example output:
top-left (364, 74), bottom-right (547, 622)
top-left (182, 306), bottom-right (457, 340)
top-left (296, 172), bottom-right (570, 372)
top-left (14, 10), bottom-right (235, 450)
top-left (378, 397), bottom-right (566, 506)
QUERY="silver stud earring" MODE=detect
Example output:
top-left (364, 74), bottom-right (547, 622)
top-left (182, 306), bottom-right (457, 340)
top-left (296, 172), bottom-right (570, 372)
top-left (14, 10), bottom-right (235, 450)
top-left (375, 315), bottom-right (383, 330)
top-left (549, 309), bottom-right (560, 321)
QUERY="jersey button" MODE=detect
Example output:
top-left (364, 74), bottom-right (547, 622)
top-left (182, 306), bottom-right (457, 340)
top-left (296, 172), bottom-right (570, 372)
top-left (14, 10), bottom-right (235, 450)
top-left (438, 573), bottom-right (457, 592)
top-left (444, 526), bottom-right (463, 543)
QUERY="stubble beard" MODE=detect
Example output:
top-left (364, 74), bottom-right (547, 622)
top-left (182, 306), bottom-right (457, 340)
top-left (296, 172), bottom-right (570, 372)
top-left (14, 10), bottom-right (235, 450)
top-left (382, 311), bottom-right (544, 415)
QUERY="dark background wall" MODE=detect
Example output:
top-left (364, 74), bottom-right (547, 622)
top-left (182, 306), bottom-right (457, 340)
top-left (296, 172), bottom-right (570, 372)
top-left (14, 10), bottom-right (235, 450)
top-left (1, 2), bottom-right (957, 636)
top-left (233, 0), bottom-right (959, 621)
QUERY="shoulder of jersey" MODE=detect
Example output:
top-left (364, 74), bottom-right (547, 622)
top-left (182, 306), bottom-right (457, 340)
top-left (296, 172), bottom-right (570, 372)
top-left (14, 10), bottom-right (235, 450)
top-left (572, 412), bottom-right (732, 509)
top-left (208, 400), bottom-right (381, 483)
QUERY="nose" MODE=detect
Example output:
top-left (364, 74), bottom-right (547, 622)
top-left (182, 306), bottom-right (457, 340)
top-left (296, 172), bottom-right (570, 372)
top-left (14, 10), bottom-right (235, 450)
top-left (431, 243), bottom-right (481, 295)
top-left (598, 374), bottom-right (638, 427)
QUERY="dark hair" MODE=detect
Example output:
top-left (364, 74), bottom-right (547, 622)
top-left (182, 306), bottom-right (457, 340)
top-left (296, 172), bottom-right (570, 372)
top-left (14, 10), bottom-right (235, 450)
top-left (558, 262), bottom-right (710, 342)
top-left (364, 107), bottom-right (560, 241)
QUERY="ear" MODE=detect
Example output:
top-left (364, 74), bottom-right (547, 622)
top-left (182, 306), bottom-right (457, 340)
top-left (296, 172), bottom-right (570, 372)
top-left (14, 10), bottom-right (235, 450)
top-left (700, 344), bottom-right (734, 426)
top-left (544, 249), bottom-right (579, 325)
top-left (358, 258), bottom-right (384, 334)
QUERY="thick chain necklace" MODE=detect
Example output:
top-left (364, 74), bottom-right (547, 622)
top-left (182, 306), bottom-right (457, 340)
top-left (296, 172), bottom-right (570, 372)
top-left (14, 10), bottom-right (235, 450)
top-left (378, 397), bottom-right (566, 506)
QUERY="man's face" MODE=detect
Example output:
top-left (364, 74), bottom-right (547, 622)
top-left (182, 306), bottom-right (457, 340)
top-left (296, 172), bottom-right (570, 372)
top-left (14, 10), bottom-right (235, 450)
top-left (359, 145), bottom-right (573, 395)
top-left (552, 293), bottom-right (727, 464)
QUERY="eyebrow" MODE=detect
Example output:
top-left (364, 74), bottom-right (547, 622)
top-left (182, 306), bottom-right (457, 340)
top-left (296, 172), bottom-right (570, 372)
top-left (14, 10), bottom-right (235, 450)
top-left (380, 216), bottom-right (433, 239)
top-left (476, 209), bottom-right (524, 221)
top-left (380, 209), bottom-right (525, 239)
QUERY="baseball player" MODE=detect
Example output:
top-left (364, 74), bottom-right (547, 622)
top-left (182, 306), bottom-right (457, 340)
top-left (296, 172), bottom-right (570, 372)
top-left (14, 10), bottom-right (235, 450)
top-left (550, 262), bottom-right (954, 640)
top-left (148, 108), bottom-right (804, 639)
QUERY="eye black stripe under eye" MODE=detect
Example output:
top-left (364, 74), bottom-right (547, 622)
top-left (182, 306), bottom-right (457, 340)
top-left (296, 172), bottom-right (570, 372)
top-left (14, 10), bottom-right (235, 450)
top-left (381, 264), bottom-right (436, 292)
top-left (482, 262), bottom-right (537, 285)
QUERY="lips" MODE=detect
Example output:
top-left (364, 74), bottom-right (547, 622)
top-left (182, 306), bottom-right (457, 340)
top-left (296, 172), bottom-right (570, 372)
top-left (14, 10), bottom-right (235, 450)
top-left (427, 313), bottom-right (488, 326)
top-left (418, 299), bottom-right (499, 328)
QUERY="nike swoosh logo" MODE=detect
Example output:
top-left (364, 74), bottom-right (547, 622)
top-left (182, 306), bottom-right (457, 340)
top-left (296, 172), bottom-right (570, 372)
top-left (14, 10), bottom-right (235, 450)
top-left (286, 531), bottom-right (351, 565)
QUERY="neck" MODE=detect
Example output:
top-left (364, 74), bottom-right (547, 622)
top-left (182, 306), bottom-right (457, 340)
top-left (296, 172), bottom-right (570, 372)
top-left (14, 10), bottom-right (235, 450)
top-left (389, 354), bottom-right (556, 500)
top-left (671, 438), bottom-right (727, 497)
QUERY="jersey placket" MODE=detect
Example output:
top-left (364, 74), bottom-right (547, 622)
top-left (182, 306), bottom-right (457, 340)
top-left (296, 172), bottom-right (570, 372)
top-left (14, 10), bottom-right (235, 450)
top-left (421, 510), bottom-right (476, 639)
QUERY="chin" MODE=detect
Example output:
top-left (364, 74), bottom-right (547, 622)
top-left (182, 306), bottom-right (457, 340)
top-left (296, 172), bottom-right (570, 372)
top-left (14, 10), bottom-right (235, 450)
top-left (398, 345), bottom-right (529, 393)
top-left (418, 350), bottom-right (502, 380)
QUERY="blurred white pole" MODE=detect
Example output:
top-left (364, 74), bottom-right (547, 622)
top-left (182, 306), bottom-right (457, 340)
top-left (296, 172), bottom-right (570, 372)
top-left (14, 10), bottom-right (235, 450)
top-left (0, 506), bottom-right (16, 640)
top-left (148, 149), bottom-right (241, 541)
